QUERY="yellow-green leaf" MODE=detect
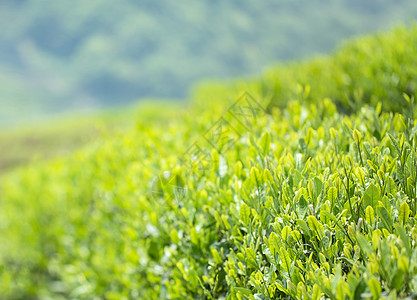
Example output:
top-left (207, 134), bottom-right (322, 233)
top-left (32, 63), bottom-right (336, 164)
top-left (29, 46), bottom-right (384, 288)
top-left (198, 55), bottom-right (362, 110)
top-left (281, 226), bottom-right (291, 241)
top-left (365, 206), bottom-right (375, 225)
top-left (356, 233), bottom-right (372, 256)
top-left (363, 183), bottom-right (379, 208)
top-left (330, 127), bottom-right (336, 140)
top-left (234, 287), bottom-right (252, 296)
top-left (307, 215), bottom-right (324, 239)
top-left (246, 248), bottom-right (257, 269)
top-left (211, 149), bottom-right (219, 171)
top-left (211, 248), bottom-right (222, 265)
top-left (327, 187), bottom-right (337, 205)
top-left (263, 168), bottom-right (274, 184)
top-left (367, 160), bottom-right (378, 172)
top-left (240, 203), bottom-right (251, 226)
top-left (260, 131), bottom-right (271, 155)
top-left (355, 167), bottom-right (366, 186)
top-left (312, 284), bottom-right (321, 300)
top-left (368, 276), bottom-right (381, 299)
top-left (269, 232), bottom-right (281, 257)
top-left (306, 127), bottom-right (314, 146)
top-left (353, 129), bottom-right (362, 143)
top-left (399, 202), bottom-right (410, 225)
top-left (376, 206), bottom-right (393, 232)
top-left (221, 214), bottom-right (231, 230)
top-left (250, 167), bottom-right (261, 185)
top-left (280, 247), bottom-right (291, 273)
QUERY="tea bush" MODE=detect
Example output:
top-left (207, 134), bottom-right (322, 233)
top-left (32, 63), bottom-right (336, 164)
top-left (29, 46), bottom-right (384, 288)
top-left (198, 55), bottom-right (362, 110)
top-left (1, 26), bottom-right (417, 299)
top-left (261, 24), bottom-right (417, 114)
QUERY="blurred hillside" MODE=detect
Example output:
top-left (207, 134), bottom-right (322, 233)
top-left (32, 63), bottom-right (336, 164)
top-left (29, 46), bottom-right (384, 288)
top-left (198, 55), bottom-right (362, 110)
top-left (1, 0), bottom-right (417, 126)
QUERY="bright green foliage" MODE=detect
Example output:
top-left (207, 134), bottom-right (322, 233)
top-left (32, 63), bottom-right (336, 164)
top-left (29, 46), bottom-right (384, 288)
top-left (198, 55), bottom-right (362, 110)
top-left (2, 26), bottom-right (417, 299)
top-left (0, 100), bottom-right (182, 175)
top-left (259, 24), bottom-right (417, 114)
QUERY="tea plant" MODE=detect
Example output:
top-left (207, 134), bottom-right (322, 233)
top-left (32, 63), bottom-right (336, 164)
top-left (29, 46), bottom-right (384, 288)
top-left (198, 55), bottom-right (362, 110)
top-left (1, 26), bottom-right (417, 299)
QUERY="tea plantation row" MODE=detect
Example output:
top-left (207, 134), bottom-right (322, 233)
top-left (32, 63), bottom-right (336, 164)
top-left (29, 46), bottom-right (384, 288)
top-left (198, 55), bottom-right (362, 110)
top-left (1, 25), bottom-right (417, 299)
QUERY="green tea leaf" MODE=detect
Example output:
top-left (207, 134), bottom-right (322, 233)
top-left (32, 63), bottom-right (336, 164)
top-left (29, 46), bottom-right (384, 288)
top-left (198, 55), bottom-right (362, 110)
top-left (356, 233), bottom-right (372, 256)
top-left (376, 206), bottom-right (393, 232)
top-left (260, 131), bottom-right (271, 155)
top-left (306, 127), bottom-right (314, 146)
top-left (240, 203), bottom-right (251, 226)
top-left (365, 206), bottom-right (375, 225)
top-left (353, 279), bottom-right (367, 300)
top-left (307, 215), bottom-right (324, 239)
top-left (254, 294), bottom-right (268, 300)
top-left (327, 187), bottom-right (337, 205)
top-left (297, 219), bottom-right (311, 237)
top-left (368, 277), bottom-right (381, 299)
top-left (390, 269), bottom-right (405, 291)
top-left (363, 183), bottom-right (379, 209)
top-left (281, 226), bottom-right (291, 241)
top-left (246, 248), bottom-right (258, 269)
top-left (312, 284), bottom-right (321, 300)
top-left (250, 167), bottom-right (261, 186)
top-left (313, 177), bottom-right (323, 199)
top-left (211, 248), bottom-right (222, 265)
top-left (280, 247), bottom-right (291, 273)
top-left (399, 202), bottom-right (410, 225)
top-left (262, 244), bottom-right (275, 265)
top-left (234, 287), bottom-right (252, 296)
top-left (298, 195), bottom-right (308, 219)
top-left (395, 224), bottom-right (411, 256)
top-left (211, 149), bottom-right (220, 171)
top-left (263, 169), bottom-right (274, 184)
top-left (367, 160), bottom-right (378, 172)
top-left (355, 167), bottom-right (366, 185)
top-left (353, 129), bottom-right (362, 143)
top-left (388, 133), bottom-right (401, 156)
top-left (269, 232), bottom-right (281, 257)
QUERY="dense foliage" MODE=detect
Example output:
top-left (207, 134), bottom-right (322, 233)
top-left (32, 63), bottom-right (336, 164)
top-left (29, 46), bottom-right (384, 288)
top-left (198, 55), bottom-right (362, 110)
top-left (0, 101), bottom-right (179, 175)
top-left (261, 26), bottom-right (417, 114)
top-left (2, 0), bottom-right (417, 125)
top-left (1, 26), bottom-right (417, 299)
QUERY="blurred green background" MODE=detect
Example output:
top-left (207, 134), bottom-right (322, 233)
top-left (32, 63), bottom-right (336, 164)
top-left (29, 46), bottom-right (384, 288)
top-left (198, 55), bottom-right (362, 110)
top-left (2, 0), bottom-right (417, 127)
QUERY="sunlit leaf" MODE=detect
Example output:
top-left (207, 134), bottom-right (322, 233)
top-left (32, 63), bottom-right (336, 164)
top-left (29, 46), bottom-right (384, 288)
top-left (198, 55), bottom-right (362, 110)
top-left (399, 202), bottom-right (410, 225)
top-left (363, 183), bottom-right (379, 209)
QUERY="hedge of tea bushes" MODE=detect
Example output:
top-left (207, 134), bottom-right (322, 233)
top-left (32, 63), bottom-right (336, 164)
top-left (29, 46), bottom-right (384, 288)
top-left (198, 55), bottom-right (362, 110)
top-left (192, 24), bottom-right (417, 115)
top-left (1, 26), bottom-right (417, 299)
top-left (262, 24), bottom-right (417, 114)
